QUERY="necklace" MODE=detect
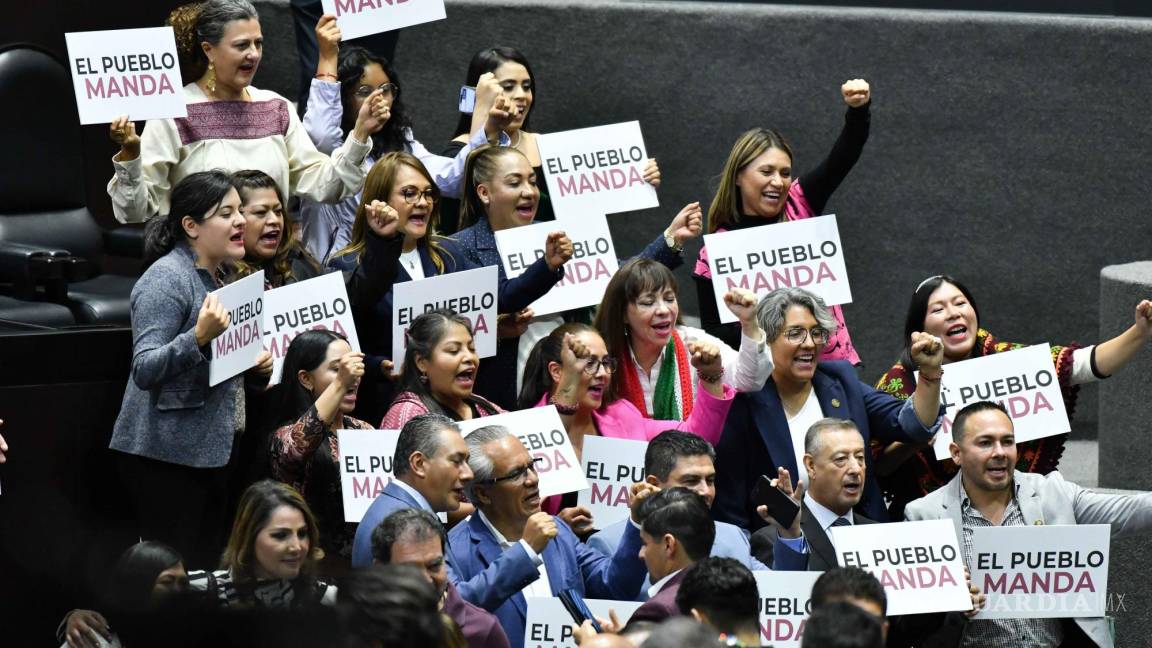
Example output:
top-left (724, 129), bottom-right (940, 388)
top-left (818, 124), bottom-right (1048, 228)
top-left (400, 248), bottom-right (420, 270)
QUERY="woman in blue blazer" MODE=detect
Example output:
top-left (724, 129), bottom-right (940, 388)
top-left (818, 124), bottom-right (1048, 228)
top-left (713, 287), bottom-right (945, 529)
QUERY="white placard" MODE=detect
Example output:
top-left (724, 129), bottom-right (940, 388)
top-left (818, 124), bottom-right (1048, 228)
top-left (495, 214), bottom-right (619, 316)
top-left (263, 272), bottom-right (360, 385)
top-left (832, 520), bottom-right (972, 616)
top-left (392, 265), bottom-right (497, 364)
top-left (65, 27), bottom-right (186, 125)
top-left (524, 597), bottom-right (643, 648)
top-left (208, 271), bottom-right (265, 386)
top-left (337, 428), bottom-right (401, 522)
top-left (755, 570), bottom-right (822, 648)
top-left (926, 344), bottom-right (1070, 460)
top-left (970, 524), bottom-right (1109, 619)
top-left (537, 121), bottom-right (658, 220)
top-left (321, 0), bottom-right (447, 41)
top-left (457, 406), bottom-right (588, 498)
top-left (703, 215), bottom-right (851, 324)
top-left (577, 436), bottom-right (647, 528)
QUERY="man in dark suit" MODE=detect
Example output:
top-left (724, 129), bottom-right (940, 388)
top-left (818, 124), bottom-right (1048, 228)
top-left (352, 413), bottom-right (474, 567)
top-left (628, 488), bottom-right (715, 624)
top-left (372, 509), bottom-right (510, 648)
top-left (447, 425), bottom-right (653, 648)
top-left (752, 417), bottom-right (875, 570)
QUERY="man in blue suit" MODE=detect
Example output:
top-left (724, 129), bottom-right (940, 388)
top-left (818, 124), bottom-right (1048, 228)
top-left (352, 413), bottom-right (473, 567)
top-left (447, 425), bottom-right (654, 648)
top-left (588, 431), bottom-right (806, 574)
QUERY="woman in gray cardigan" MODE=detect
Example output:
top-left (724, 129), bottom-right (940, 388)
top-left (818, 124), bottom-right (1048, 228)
top-left (109, 170), bottom-right (273, 567)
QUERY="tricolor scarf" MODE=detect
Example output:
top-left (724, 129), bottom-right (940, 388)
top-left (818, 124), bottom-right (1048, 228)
top-left (619, 331), bottom-right (694, 420)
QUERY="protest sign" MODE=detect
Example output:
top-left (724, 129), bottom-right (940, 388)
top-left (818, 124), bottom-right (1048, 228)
top-left (703, 215), bottom-right (851, 324)
top-left (392, 265), bottom-right (497, 363)
top-left (495, 214), bottom-right (619, 316)
top-left (524, 597), bottom-right (643, 648)
top-left (263, 272), bottom-right (360, 385)
top-left (537, 121), bottom-right (658, 220)
top-left (321, 0), bottom-right (446, 40)
top-left (457, 406), bottom-right (588, 498)
top-left (755, 570), bottom-right (822, 648)
top-left (925, 344), bottom-right (1070, 460)
top-left (970, 524), bottom-right (1109, 619)
top-left (65, 27), bottom-right (185, 125)
top-left (832, 519), bottom-right (971, 616)
top-left (337, 428), bottom-right (401, 522)
top-left (208, 271), bottom-right (264, 386)
top-left (577, 436), bottom-right (647, 528)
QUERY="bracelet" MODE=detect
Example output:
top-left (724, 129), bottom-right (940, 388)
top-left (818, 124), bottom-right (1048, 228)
top-left (919, 369), bottom-right (944, 383)
top-left (549, 393), bottom-right (579, 415)
top-left (698, 369), bottom-right (724, 384)
top-left (315, 72), bottom-right (338, 81)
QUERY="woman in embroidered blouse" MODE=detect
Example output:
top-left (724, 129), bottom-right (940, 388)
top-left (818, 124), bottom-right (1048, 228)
top-left (298, 15), bottom-right (512, 261)
top-left (693, 79), bottom-right (872, 364)
top-left (594, 258), bottom-right (771, 421)
top-left (381, 310), bottom-right (504, 430)
top-left (188, 480), bottom-right (336, 607)
top-left (269, 329), bottom-right (372, 562)
top-left (107, 0), bottom-right (389, 224)
top-left (873, 274), bottom-right (1152, 519)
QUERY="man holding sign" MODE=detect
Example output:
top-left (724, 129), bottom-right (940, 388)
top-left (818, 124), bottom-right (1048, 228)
top-left (906, 401), bottom-right (1152, 647)
top-left (447, 426), bottom-right (654, 648)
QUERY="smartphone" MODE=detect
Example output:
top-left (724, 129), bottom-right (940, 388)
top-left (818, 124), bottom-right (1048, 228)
top-left (458, 85), bottom-right (476, 113)
top-left (751, 474), bottom-right (801, 528)
top-left (558, 588), bottom-right (601, 633)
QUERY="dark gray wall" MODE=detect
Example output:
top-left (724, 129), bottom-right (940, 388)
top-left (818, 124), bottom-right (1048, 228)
top-left (254, 0), bottom-right (1152, 438)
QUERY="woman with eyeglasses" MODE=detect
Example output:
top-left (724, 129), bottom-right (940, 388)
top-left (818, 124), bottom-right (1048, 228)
top-left (298, 17), bottom-right (512, 261)
top-left (711, 288), bottom-right (945, 531)
top-left (872, 275), bottom-right (1152, 520)
top-left (518, 323), bottom-right (734, 535)
top-left (692, 80), bottom-right (872, 363)
top-left (107, 0), bottom-right (388, 224)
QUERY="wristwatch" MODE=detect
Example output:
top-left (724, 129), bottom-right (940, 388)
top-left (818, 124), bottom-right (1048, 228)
top-left (664, 228), bottom-right (683, 252)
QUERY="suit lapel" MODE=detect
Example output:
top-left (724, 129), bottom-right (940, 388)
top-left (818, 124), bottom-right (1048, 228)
top-left (750, 384), bottom-right (800, 475)
top-left (812, 370), bottom-right (851, 422)
top-left (468, 516), bottom-right (528, 617)
top-left (1015, 473), bottom-right (1046, 526)
top-left (940, 473), bottom-right (966, 544)
top-left (801, 504), bottom-right (838, 571)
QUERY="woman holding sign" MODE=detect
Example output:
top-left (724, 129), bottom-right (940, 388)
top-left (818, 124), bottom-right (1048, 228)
top-left (874, 274), bottom-right (1152, 519)
top-left (107, 0), bottom-right (389, 224)
top-left (439, 46), bottom-right (662, 231)
top-left (270, 330), bottom-right (373, 563)
top-left (595, 258), bottom-right (772, 421)
top-left (693, 79), bottom-right (873, 364)
top-left (109, 170), bottom-right (274, 568)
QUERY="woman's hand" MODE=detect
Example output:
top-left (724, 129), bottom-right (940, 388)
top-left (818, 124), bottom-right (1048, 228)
top-left (336, 351), bottom-right (366, 389)
top-left (365, 200), bottom-right (400, 238)
top-left (910, 331), bottom-right (944, 374)
top-left (557, 505), bottom-right (595, 538)
top-left (755, 466), bottom-right (805, 540)
top-left (109, 115), bottom-right (140, 162)
top-left (484, 94), bottom-right (514, 143)
top-left (723, 288), bottom-right (759, 334)
top-left (471, 72), bottom-right (505, 139)
top-left (380, 359), bottom-right (399, 380)
top-left (544, 231), bottom-right (573, 271)
top-left (1134, 299), bottom-right (1152, 339)
top-left (64, 609), bottom-right (111, 648)
top-left (842, 78), bottom-right (871, 108)
top-left (665, 201), bottom-right (702, 248)
top-left (642, 158), bottom-right (661, 188)
top-left (497, 308), bottom-right (534, 339)
top-left (194, 293), bottom-right (230, 347)
top-left (249, 350), bottom-right (274, 377)
top-left (351, 89), bottom-right (389, 142)
top-left (314, 14), bottom-right (341, 74)
top-left (572, 609), bottom-right (623, 646)
top-left (688, 339), bottom-right (723, 376)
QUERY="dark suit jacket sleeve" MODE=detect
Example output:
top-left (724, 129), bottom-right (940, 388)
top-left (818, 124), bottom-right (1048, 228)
top-left (628, 594), bottom-right (678, 624)
top-left (450, 540), bottom-right (542, 612)
top-left (859, 378), bottom-right (936, 443)
top-left (345, 230), bottom-right (402, 312)
top-left (497, 254), bottom-right (563, 313)
top-left (575, 520), bottom-right (648, 601)
top-left (749, 525), bottom-right (808, 571)
top-left (630, 232), bottom-right (683, 271)
top-left (713, 394), bottom-right (759, 530)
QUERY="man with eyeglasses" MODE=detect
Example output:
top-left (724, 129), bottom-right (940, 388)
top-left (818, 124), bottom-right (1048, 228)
top-left (447, 425), bottom-right (655, 648)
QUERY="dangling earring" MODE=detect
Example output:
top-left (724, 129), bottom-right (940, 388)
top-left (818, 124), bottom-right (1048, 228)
top-left (206, 62), bottom-right (216, 94)
top-left (418, 371), bottom-right (429, 384)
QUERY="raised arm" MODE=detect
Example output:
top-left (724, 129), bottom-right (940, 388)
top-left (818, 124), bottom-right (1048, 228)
top-left (1089, 299), bottom-right (1152, 378)
top-left (798, 79), bottom-right (872, 214)
top-left (107, 116), bottom-right (181, 223)
top-left (301, 14), bottom-right (346, 154)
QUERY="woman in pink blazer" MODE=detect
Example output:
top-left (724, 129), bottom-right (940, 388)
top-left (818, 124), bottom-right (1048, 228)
top-left (518, 323), bottom-right (734, 536)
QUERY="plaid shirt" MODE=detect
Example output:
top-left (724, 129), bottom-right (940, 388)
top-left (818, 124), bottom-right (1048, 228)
top-left (960, 481), bottom-right (1063, 648)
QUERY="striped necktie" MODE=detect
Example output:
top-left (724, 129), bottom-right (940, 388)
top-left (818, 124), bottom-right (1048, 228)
top-left (830, 516), bottom-right (852, 527)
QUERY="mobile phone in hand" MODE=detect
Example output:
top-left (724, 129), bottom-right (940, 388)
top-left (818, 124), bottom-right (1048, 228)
top-left (458, 85), bottom-right (476, 113)
top-left (751, 474), bottom-right (801, 528)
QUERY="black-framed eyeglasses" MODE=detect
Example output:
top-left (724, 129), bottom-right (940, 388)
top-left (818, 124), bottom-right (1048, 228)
top-left (783, 327), bottom-right (829, 345)
top-left (399, 187), bottom-right (436, 205)
top-left (476, 457), bottom-right (544, 485)
top-left (580, 356), bottom-right (618, 375)
top-left (354, 82), bottom-right (398, 98)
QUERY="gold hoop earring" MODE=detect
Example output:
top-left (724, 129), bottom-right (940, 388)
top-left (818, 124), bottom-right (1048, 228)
top-left (206, 62), bottom-right (216, 94)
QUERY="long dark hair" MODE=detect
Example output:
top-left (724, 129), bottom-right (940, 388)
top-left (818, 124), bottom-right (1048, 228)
top-left (337, 46), bottom-right (412, 158)
top-left (274, 329), bottom-right (350, 426)
top-left (221, 480), bottom-right (323, 585)
top-left (451, 46), bottom-right (536, 137)
top-left (707, 127), bottom-right (794, 233)
top-left (144, 170), bottom-right (237, 265)
top-left (517, 322), bottom-right (614, 410)
top-left (899, 274), bottom-right (981, 373)
top-left (593, 258), bottom-right (684, 367)
top-left (394, 310), bottom-right (480, 414)
top-left (230, 169), bottom-right (321, 287)
top-left (104, 541), bottom-right (184, 613)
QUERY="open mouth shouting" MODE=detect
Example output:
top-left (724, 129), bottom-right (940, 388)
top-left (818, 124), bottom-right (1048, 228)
top-left (524, 488), bottom-right (541, 509)
top-left (341, 382), bottom-right (359, 407)
top-left (454, 365), bottom-right (476, 390)
top-left (257, 227), bottom-right (281, 254)
top-left (649, 320), bottom-right (674, 339)
top-left (945, 323), bottom-right (969, 344)
top-left (761, 189), bottom-right (783, 210)
top-left (792, 351), bottom-right (816, 373)
top-left (585, 378), bottom-right (607, 404)
top-left (229, 228), bottom-right (246, 250)
top-left (985, 462), bottom-right (1009, 482)
top-left (841, 477), bottom-right (862, 499)
top-left (515, 199), bottom-right (536, 223)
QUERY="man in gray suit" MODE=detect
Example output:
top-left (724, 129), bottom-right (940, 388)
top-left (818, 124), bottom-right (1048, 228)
top-left (905, 400), bottom-right (1152, 648)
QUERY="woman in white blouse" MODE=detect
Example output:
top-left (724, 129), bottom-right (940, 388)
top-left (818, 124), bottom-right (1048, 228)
top-left (106, 0), bottom-right (388, 224)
